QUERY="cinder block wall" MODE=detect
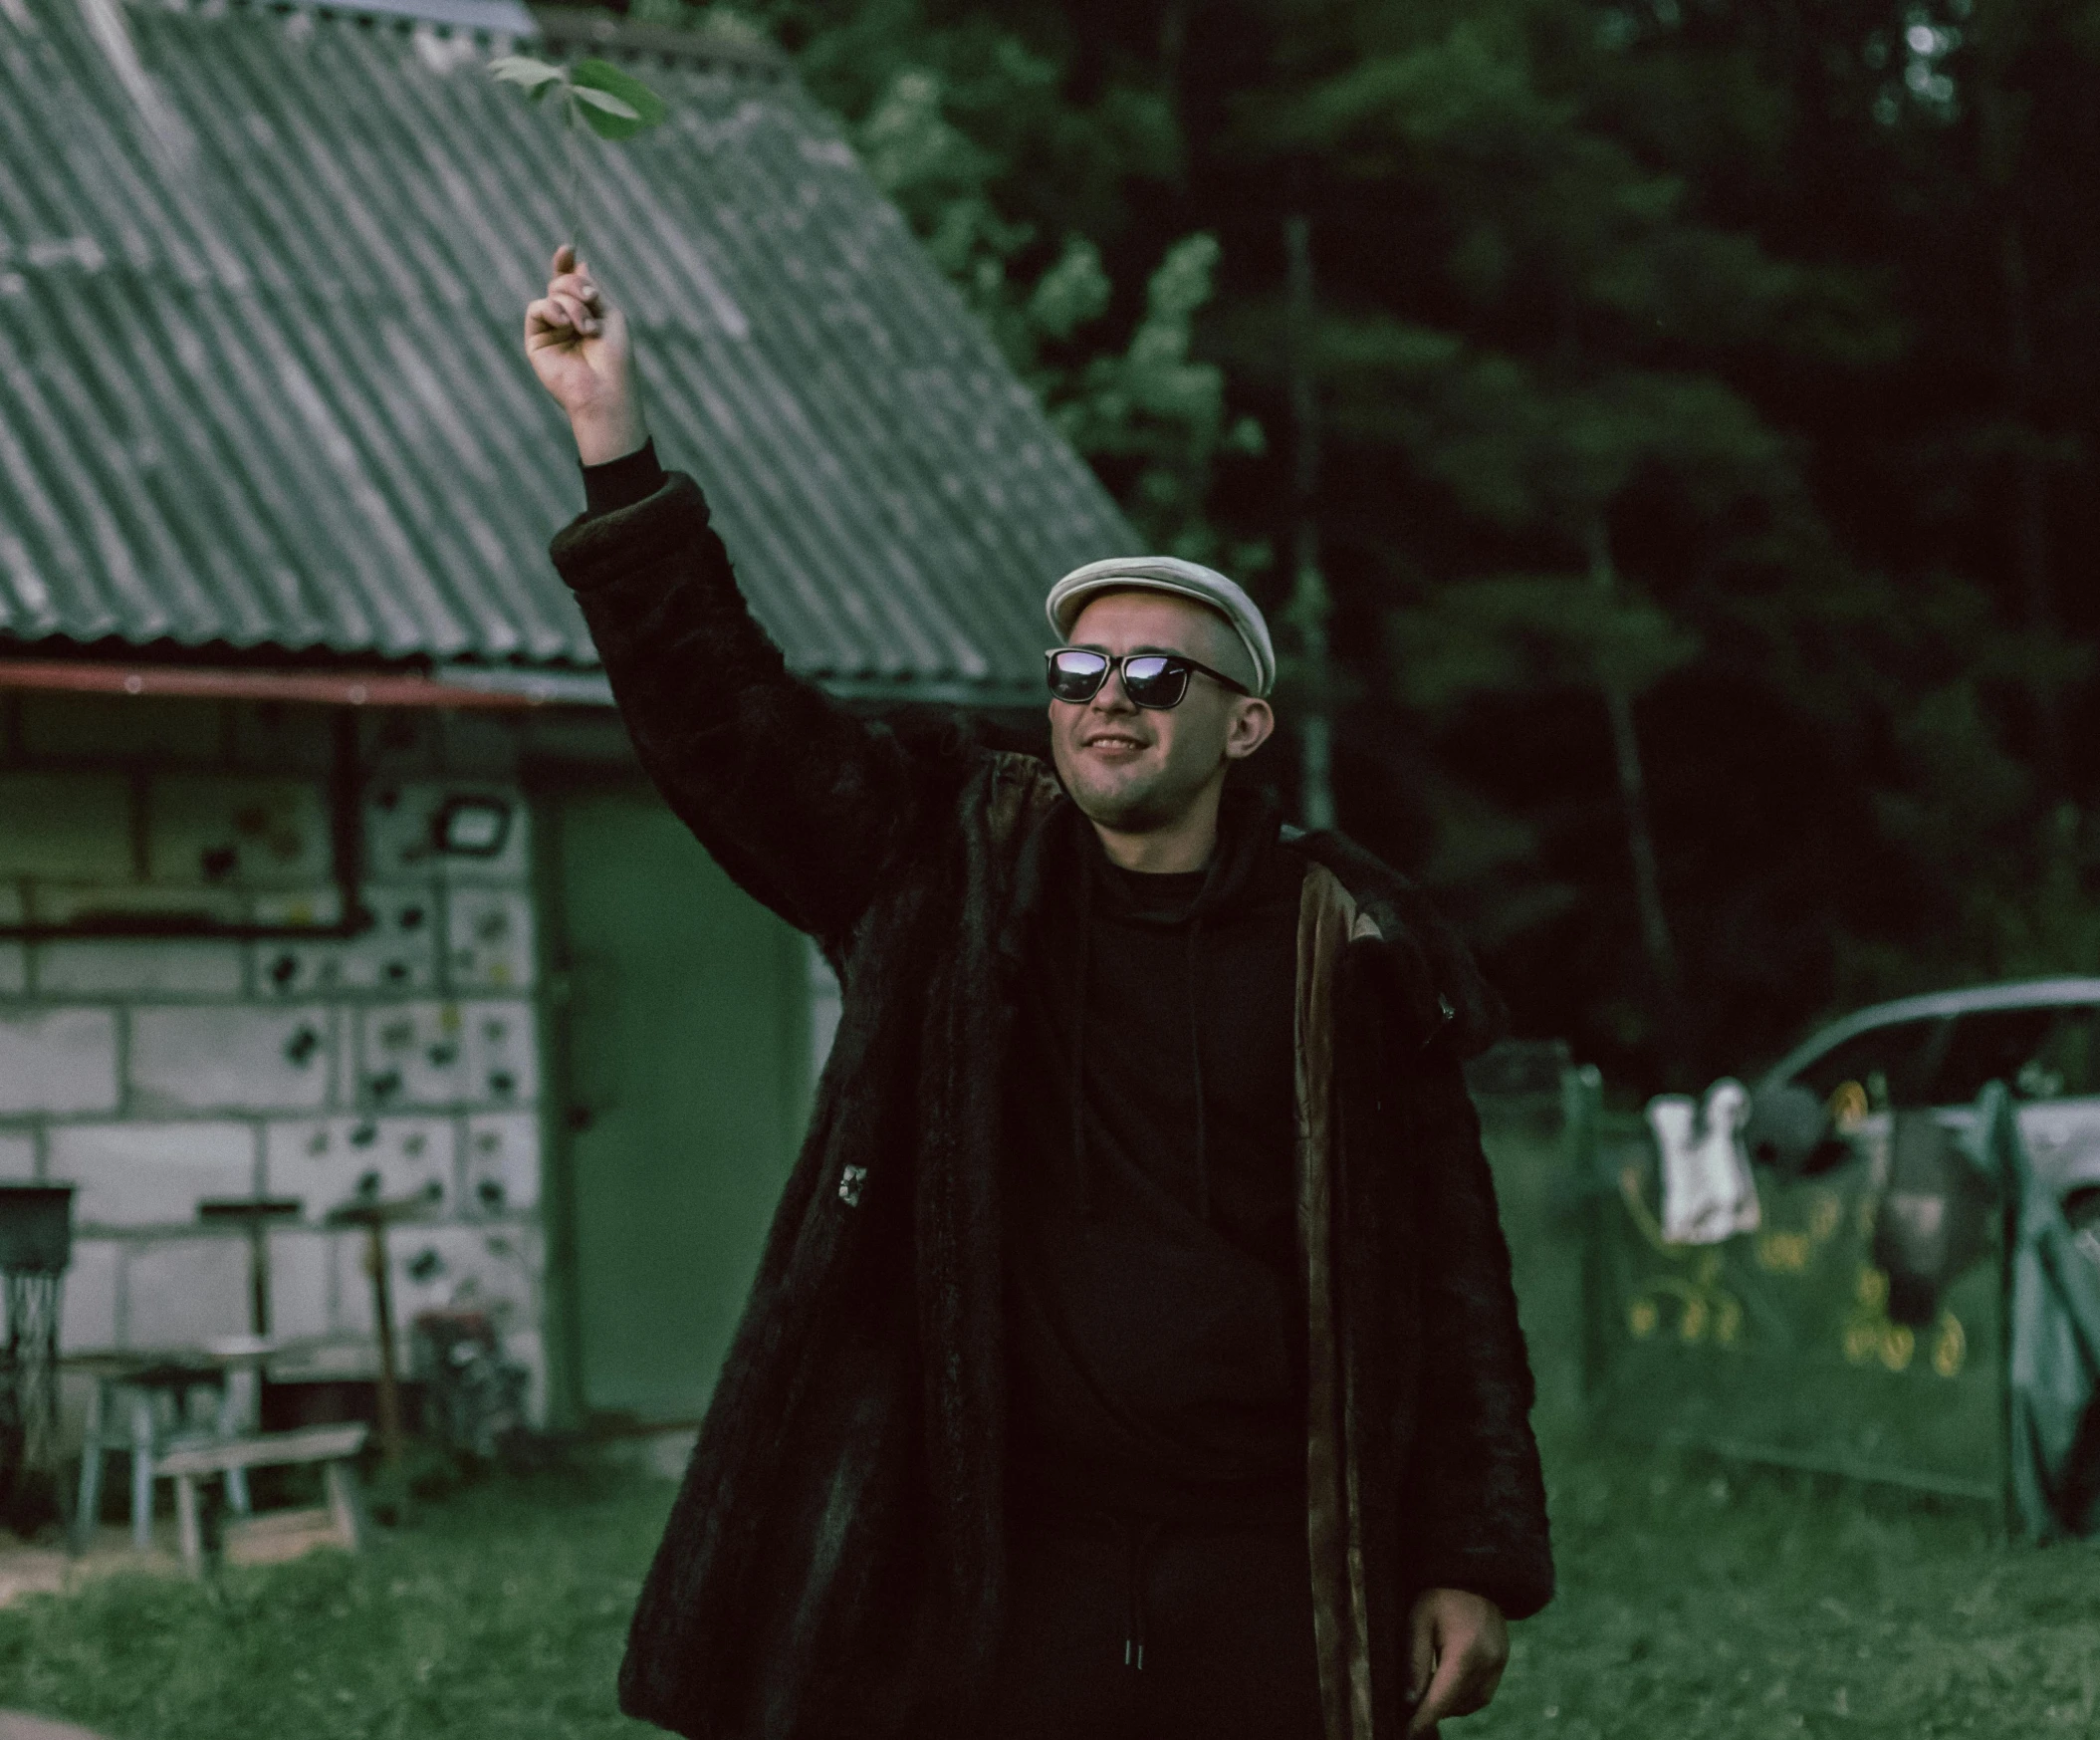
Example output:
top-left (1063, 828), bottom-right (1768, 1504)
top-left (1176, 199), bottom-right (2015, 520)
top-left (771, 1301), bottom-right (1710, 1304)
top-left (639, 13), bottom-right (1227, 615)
top-left (0, 692), bottom-right (551, 1423)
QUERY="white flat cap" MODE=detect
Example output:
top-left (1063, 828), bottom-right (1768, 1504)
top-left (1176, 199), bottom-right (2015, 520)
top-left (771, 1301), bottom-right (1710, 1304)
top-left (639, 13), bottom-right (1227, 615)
top-left (1045, 556), bottom-right (1277, 697)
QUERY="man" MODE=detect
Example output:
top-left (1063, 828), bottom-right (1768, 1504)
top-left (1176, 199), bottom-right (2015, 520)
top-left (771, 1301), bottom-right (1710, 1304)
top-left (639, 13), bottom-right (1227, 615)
top-left (527, 246), bottom-right (1551, 1740)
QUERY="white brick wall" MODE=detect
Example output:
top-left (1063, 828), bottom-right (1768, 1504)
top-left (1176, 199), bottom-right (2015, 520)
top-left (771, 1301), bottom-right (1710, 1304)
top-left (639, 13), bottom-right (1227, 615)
top-left (35, 939), bottom-right (247, 998)
top-left (129, 1005), bottom-right (336, 1113)
top-left (146, 775), bottom-right (332, 888)
top-left (51, 1121), bottom-right (260, 1228)
top-left (264, 1227), bottom-right (338, 1343)
top-left (0, 734), bottom-right (551, 1422)
top-left (251, 884), bottom-right (439, 998)
top-left (0, 885), bottom-right (25, 996)
top-left (60, 1238), bottom-right (121, 1352)
top-left (125, 1237), bottom-right (252, 1349)
top-left (462, 1113), bottom-right (540, 1215)
top-left (445, 888), bottom-right (537, 992)
top-left (0, 1130), bottom-right (36, 1180)
top-left (264, 1116), bottom-right (457, 1218)
top-left (0, 772), bottom-right (131, 879)
top-left (0, 1008), bottom-right (119, 1115)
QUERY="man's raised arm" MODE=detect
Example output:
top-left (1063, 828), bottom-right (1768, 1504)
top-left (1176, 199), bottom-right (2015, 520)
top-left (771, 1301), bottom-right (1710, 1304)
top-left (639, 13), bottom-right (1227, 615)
top-left (527, 248), bottom-right (932, 948)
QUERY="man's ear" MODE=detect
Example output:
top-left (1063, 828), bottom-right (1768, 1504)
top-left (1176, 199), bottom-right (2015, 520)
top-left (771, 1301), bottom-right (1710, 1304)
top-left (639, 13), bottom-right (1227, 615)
top-left (1224, 698), bottom-right (1276, 761)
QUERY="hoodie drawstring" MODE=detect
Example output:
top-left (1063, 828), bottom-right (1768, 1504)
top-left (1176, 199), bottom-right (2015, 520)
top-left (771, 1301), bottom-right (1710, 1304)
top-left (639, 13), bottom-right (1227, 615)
top-left (1120, 1516), bottom-right (1166, 1669)
top-left (1070, 856), bottom-right (1094, 1219)
top-left (1069, 819), bottom-right (1225, 1225)
top-left (1185, 918), bottom-right (1209, 1221)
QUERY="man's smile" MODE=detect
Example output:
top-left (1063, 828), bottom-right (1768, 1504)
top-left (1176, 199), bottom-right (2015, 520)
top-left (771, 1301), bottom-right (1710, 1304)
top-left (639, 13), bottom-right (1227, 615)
top-left (1079, 727), bottom-right (1151, 754)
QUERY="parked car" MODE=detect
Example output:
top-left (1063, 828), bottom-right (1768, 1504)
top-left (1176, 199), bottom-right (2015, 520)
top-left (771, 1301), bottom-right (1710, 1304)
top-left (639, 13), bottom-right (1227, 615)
top-left (1750, 978), bottom-right (2100, 1234)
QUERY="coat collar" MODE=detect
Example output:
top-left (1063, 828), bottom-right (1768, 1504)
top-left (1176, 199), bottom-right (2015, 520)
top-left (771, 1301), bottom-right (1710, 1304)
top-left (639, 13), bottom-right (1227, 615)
top-left (1281, 825), bottom-right (1506, 1057)
top-left (975, 753), bottom-right (1504, 1056)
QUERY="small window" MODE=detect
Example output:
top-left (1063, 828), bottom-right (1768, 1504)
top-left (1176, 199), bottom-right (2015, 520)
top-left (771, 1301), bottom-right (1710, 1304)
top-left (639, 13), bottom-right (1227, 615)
top-left (1792, 1018), bottom-right (1941, 1111)
top-left (1931, 1005), bottom-right (2100, 1105)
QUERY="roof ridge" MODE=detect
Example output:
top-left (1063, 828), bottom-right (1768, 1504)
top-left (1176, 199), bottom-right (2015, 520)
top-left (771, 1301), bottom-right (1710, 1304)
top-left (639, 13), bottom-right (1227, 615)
top-left (222, 0), bottom-right (539, 40)
top-left (211, 0), bottom-right (789, 72)
top-left (529, 4), bottom-right (789, 73)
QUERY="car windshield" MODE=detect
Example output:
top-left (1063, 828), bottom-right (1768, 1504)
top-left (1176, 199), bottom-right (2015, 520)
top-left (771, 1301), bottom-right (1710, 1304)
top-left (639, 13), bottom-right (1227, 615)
top-left (1930, 1005), bottom-right (2100, 1105)
top-left (1791, 1017), bottom-right (1941, 1111)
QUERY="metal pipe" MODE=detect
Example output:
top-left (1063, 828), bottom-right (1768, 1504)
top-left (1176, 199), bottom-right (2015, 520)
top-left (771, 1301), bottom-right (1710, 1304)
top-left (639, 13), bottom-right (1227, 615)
top-left (0, 656), bottom-right (580, 710)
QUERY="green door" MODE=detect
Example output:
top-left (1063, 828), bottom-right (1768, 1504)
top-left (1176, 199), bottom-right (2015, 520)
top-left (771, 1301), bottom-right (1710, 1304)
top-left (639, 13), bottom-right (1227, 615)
top-left (550, 787), bottom-right (810, 1425)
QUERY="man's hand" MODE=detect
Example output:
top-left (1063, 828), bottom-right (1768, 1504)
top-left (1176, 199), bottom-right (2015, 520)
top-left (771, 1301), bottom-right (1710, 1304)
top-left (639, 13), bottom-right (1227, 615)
top-left (1406, 1588), bottom-right (1509, 1734)
top-left (525, 245), bottom-right (649, 464)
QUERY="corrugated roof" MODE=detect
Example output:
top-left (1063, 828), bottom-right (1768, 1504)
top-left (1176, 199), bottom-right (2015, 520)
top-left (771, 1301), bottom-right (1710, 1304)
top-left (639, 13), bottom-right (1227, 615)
top-left (0, 0), bottom-right (1135, 702)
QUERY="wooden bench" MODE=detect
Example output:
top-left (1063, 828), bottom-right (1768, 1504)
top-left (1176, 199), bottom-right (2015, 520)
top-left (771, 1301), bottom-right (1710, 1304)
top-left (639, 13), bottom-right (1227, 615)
top-left (153, 1423), bottom-right (369, 1574)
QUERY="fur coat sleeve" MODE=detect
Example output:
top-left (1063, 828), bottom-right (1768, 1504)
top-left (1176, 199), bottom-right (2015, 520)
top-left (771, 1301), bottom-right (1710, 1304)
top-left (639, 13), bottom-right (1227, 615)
top-left (549, 471), bottom-right (963, 953)
top-left (1402, 1045), bottom-right (1554, 1617)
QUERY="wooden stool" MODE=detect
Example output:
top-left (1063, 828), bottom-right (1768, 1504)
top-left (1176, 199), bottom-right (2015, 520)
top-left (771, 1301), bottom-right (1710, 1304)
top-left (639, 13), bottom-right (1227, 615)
top-left (153, 1422), bottom-right (369, 1574)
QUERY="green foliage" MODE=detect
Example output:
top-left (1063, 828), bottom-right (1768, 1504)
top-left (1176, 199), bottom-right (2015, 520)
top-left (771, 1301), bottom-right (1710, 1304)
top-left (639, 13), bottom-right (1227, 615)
top-left (488, 51), bottom-right (670, 246)
top-left (608, 0), bottom-right (2100, 1087)
top-left (1391, 575), bottom-right (1698, 714)
top-left (1051, 235), bottom-right (1267, 566)
top-left (1, 1150), bottom-right (2095, 1739)
top-left (488, 54), bottom-right (669, 141)
top-left (630, 0), bottom-right (1246, 557)
top-left (0, 1464), bottom-right (668, 1739)
top-left (571, 60), bottom-right (670, 140)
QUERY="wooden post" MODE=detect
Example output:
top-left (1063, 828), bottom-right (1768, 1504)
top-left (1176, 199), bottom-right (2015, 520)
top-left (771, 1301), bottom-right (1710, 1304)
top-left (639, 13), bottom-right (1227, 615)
top-left (196, 1198), bottom-right (303, 1339)
top-left (365, 1219), bottom-right (404, 1475)
top-left (325, 1459), bottom-right (365, 1551)
top-left (1283, 211), bottom-right (1335, 832)
top-left (323, 1193), bottom-right (436, 1508)
top-left (173, 1472), bottom-right (202, 1574)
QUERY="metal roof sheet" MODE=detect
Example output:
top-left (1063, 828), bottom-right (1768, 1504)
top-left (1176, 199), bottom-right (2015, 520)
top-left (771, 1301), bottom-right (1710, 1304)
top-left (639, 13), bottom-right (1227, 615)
top-left (0, 0), bottom-right (1134, 702)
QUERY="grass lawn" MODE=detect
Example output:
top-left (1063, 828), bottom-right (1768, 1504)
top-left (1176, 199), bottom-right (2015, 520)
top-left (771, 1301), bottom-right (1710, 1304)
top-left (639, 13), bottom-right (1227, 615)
top-left (0, 1462), bottom-right (673, 1740)
top-left (1, 1119), bottom-right (2093, 1738)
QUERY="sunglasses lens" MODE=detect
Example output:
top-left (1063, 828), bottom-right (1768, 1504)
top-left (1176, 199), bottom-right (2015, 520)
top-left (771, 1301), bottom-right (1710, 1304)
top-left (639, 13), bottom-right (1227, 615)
top-left (1047, 650), bottom-right (1109, 702)
top-left (1121, 655), bottom-right (1190, 708)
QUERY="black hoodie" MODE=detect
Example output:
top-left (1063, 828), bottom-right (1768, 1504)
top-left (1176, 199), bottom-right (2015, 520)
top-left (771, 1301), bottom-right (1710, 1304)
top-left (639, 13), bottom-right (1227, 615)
top-left (1003, 790), bottom-right (1310, 1517)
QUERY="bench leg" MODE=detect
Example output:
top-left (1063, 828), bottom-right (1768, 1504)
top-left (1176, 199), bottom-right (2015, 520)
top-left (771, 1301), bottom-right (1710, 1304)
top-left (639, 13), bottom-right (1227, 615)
top-left (129, 1392), bottom-right (155, 1553)
top-left (324, 1461), bottom-right (364, 1553)
top-left (73, 1381), bottom-right (106, 1554)
top-left (217, 1376), bottom-right (254, 1516)
top-left (173, 1474), bottom-right (203, 1576)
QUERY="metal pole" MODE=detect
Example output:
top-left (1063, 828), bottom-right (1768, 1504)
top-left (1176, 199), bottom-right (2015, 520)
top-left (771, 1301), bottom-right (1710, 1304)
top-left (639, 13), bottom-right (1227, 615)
top-left (365, 1221), bottom-right (405, 1476)
top-left (1283, 212), bottom-right (1335, 832)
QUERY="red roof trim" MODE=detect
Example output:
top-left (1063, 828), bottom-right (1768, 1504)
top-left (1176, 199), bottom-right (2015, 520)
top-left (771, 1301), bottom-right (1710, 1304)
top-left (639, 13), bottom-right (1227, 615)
top-left (0, 659), bottom-right (547, 710)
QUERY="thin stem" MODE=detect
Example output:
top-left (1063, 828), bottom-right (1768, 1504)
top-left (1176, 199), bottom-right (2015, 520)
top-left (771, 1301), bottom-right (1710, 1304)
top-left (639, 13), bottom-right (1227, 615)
top-left (564, 92), bottom-right (583, 260)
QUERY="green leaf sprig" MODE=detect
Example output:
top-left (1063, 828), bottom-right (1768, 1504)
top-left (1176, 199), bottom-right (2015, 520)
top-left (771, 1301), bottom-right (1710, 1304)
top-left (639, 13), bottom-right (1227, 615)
top-left (490, 54), bottom-right (669, 255)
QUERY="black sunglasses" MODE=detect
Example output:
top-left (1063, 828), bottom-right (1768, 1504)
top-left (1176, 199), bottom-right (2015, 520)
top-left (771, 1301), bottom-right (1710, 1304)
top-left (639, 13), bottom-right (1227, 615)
top-left (1045, 647), bottom-right (1251, 710)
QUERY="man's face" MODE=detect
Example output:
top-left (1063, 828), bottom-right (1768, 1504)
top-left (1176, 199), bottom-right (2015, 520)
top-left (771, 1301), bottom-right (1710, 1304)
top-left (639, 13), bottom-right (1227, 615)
top-left (1048, 590), bottom-right (1274, 833)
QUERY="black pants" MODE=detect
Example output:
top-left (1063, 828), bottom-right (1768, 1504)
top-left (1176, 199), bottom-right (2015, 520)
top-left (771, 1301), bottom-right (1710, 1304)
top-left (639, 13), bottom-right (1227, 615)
top-left (982, 1506), bottom-right (1327, 1740)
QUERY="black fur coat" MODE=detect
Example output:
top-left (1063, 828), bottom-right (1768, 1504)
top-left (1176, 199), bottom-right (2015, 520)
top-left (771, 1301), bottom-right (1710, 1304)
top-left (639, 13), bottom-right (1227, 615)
top-left (551, 474), bottom-right (1552, 1740)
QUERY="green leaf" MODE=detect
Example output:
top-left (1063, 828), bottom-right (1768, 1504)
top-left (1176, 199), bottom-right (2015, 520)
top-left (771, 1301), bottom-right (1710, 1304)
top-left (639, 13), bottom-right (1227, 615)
top-left (571, 58), bottom-right (668, 139)
top-left (573, 86), bottom-right (640, 121)
top-left (488, 54), bottom-right (566, 97)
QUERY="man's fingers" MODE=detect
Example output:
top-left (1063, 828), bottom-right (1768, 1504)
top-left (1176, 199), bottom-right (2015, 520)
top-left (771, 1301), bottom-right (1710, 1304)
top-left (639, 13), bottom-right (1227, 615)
top-left (1408, 1647), bottom-right (1475, 1734)
top-left (1407, 1641), bottom-right (1507, 1733)
top-left (552, 291), bottom-right (599, 334)
top-left (1407, 1605), bottom-right (1436, 1705)
top-left (524, 297), bottom-right (592, 351)
top-left (549, 271), bottom-right (601, 310)
top-left (552, 242), bottom-right (576, 276)
top-left (526, 292), bottom-right (600, 340)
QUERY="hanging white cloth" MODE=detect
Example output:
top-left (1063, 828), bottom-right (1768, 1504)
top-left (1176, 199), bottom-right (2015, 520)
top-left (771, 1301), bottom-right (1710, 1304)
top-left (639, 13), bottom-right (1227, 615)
top-left (1648, 1078), bottom-right (1762, 1245)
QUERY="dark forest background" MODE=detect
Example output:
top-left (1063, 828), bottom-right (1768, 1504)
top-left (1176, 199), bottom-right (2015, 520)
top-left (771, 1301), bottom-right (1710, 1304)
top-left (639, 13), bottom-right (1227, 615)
top-left (632, 0), bottom-right (2100, 1093)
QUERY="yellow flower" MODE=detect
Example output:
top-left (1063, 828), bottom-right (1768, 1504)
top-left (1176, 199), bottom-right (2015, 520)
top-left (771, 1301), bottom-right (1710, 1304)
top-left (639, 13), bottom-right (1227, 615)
top-left (1932, 1312), bottom-right (1966, 1377)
